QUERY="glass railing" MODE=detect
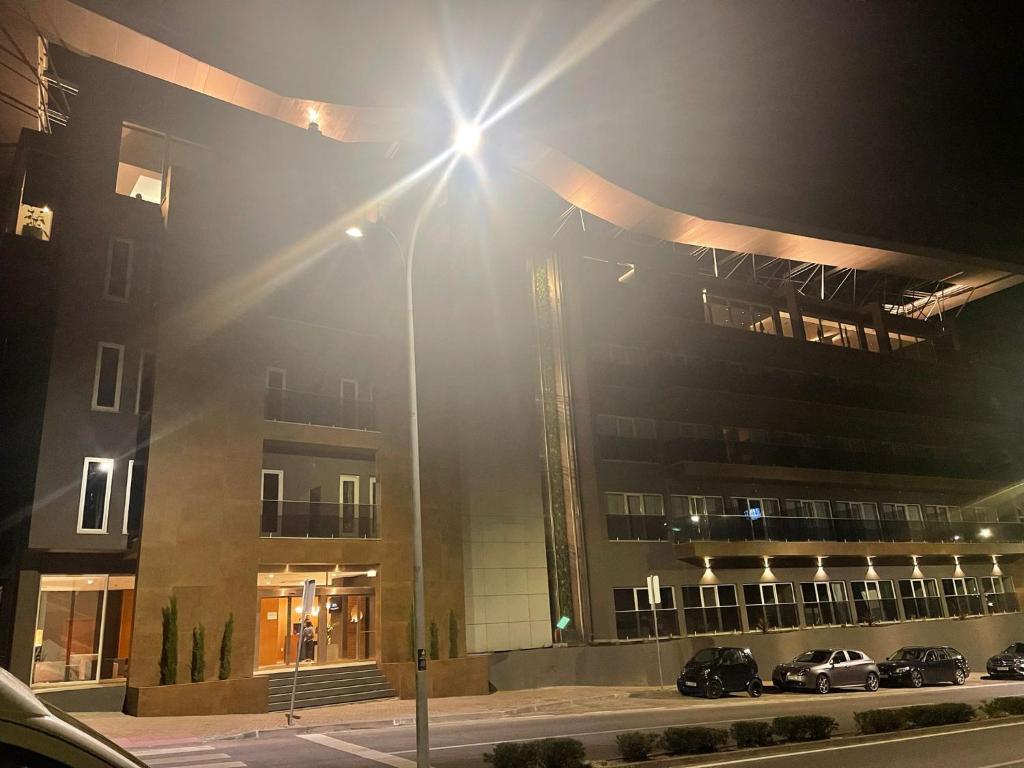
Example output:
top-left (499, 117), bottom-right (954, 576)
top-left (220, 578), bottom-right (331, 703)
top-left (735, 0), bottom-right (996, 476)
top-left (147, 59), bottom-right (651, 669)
top-left (681, 606), bottom-right (743, 635)
top-left (900, 596), bottom-right (944, 620)
top-left (853, 597), bottom-right (901, 624)
top-left (985, 593), bottom-right (1020, 614)
top-left (606, 514), bottom-right (670, 541)
top-left (670, 514), bottom-right (1024, 544)
top-left (745, 604), bottom-right (800, 631)
top-left (260, 501), bottom-right (379, 539)
top-left (802, 601), bottom-right (854, 627)
top-left (944, 594), bottom-right (984, 617)
top-left (264, 388), bottom-right (376, 431)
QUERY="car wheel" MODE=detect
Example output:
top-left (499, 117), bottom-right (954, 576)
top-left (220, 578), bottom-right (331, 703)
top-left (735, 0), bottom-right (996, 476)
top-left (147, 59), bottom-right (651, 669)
top-left (910, 669), bottom-right (924, 688)
top-left (748, 679), bottom-right (764, 698)
top-left (954, 668), bottom-right (966, 686)
top-left (706, 678), bottom-right (724, 699)
top-left (865, 672), bottom-right (879, 692)
top-left (816, 673), bottom-right (831, 694)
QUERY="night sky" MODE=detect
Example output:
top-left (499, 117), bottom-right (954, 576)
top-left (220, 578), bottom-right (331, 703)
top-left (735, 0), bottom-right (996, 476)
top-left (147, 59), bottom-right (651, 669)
top-left (79, 0), bottom-right (1024, 262)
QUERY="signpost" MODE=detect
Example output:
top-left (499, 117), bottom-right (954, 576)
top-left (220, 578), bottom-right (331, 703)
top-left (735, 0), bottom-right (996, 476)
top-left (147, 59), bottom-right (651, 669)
top-left (646, 574), bottom-right (665, 690)
top-left (287, 578), bottom-right (317, 725)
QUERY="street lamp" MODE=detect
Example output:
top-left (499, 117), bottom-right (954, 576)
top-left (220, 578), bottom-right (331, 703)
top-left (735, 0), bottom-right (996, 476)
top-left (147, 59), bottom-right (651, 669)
top-left (454, 121), bottom-right (482, 156)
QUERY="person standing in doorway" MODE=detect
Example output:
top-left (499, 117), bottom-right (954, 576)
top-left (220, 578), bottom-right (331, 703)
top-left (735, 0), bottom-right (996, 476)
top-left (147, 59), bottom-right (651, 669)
top-left (300, 615), bottom-right (316, 663)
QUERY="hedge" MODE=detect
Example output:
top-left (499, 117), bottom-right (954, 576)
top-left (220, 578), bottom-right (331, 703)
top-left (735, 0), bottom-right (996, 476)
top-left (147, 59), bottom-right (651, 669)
top-left (856, 703), bottom-right (974, 734)
top-left (730, 720), bottom-right (773, 748)
top-left (662, 727), bottom-right (728, 755)
top-left (981, 697), bottom-right (1024, 718)
top-left (536, 738), bottom-right (586, 768)
top-left (771, 715), bottom-right (837, 742)
top-left (484, 742), bottom-right (538, 768)
top-left (616, 732), bottom-right (660, 762)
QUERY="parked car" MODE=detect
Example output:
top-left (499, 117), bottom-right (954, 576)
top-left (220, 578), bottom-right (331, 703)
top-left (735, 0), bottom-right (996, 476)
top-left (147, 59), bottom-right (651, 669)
top-left (986, 642), bottom-right (1024, 678)
top-left (677, 646), bottom-right (763, 699)
top-left (878, 646), bottom-right (968, 687)
top-left (0, 666), bottom-right (145, 768)
top-left (772, 648), bottom-right (880, 694)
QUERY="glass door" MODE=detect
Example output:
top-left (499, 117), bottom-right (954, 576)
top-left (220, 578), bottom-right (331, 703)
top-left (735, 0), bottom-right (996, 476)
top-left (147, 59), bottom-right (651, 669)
top-left (319, 593), bottom-right (374, 663)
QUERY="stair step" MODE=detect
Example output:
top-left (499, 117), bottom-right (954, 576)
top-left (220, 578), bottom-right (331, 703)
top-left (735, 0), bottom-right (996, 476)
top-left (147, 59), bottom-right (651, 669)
top-left (267, 673), bottom-right (387, 691)
top-left (266, 689), bottom-right (394, 711)
top-left (268, 682), bottom-right (393, 703)
top-left (267, 667), bottom-right (378, 683)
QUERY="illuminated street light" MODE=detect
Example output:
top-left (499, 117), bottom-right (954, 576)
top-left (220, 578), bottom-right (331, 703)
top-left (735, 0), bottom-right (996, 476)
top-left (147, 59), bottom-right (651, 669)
top-left (979, 528), bottom-right (993, 539)
top-left (454, 121), bottom-right (482, 155)
top-left (345, 225), bottom-right (364, 239)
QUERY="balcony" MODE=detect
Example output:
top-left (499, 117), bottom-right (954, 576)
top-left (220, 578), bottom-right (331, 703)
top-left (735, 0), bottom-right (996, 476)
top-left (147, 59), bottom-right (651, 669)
top-left (671, 514), bottom-right (1024, 545)
top-left (265, 388), bottom-right (376, 431)
top-left (606, 514), bottom-right (670, 541)
top-left (260, 501), bottom-right (379, 539)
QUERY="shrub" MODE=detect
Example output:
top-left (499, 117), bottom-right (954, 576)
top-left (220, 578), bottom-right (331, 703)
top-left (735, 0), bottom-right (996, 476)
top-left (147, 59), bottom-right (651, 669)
top-left (484, 742), bottom-right (538, 768)
top-left (429, 619), bottom-right (440, 660)
top-left (771, 715), bottom-right (837, 742)
top-left (449, 609), bottom-right (459, 658)
top-left (159, 596), bottom-right (178, 685)
top-left (663, 727), bottom-right (728, 755)
top-left (981, 697), bottom-right (1024, 718)
top-left (190, 623), bottom-right (205, 683)
top-left (535, 738), bottom-right (586, 768)
top-left (730, 720), bottom-right (773, 748)
top-left (616, 732), bottom-right (660, 762)
top-left (218, 613), bottom-right (234, 680)
top-left (855, 709), bottom-right (909, 734)
top-left (901, 703), bottom-right (974, 727)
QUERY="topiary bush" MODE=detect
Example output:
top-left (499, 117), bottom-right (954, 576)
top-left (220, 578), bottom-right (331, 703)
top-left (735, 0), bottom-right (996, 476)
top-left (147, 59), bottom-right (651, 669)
top-left (981, 697), bottom-right (1024, 718)
top-left (218, 613), bottom-right (234, 680)
top-left (449, 609), bottom-right (459, 658)
top-left (190, 623), bottom-right (205, 683)
top-left (535, 738), bottom-right (586, 768)
top-left (616, 732), bottom-right (660, 762)
top-left (855, 709), bottom-right (910, 734)
top-left (901, 703), bottom-right (974, 727)
top-left (159, 596), bottom-right (178, 685)
top-left (771, 715), bottom-right (837, 742)
top-left (483, 742), bottom-right (538, 768)
top-left (730, 720), bottom-right (773, 748)
top-left (662, 727), bottom-right (728, 755)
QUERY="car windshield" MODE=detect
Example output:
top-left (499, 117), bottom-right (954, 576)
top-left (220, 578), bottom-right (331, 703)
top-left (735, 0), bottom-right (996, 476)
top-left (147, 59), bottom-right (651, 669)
top-left (888, 648), bottom-right (925, 661)
top-left (794, 650), bottom-right (832, 664)
top-left (691, 649), bottom-right (720, 664)
top-left (44, 701), bottom-right (149, 767)
top-left (1003, 643), bottom-right (1024, 655)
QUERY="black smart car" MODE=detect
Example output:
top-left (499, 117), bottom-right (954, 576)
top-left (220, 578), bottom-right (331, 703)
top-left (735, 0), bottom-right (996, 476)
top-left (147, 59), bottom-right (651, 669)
top-left (677, 646), bottom-right (763, 699)
top-left (986, 642), bottom-right (1024, 678)
top-left (877, 646), bottom-right (968, 687)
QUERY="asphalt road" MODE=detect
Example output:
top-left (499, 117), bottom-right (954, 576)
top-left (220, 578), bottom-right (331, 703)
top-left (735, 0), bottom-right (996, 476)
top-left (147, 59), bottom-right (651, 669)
top-left (134, 677), bottom-right (1024, 768)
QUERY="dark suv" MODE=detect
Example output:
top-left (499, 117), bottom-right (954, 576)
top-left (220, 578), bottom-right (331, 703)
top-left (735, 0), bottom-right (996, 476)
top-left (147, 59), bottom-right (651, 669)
top-left (878, 646), bottom-right (969, 687)
top-left (677, 646), bottom-right (762, 699)
top-left (986, 642), bottom-right (1024, 678)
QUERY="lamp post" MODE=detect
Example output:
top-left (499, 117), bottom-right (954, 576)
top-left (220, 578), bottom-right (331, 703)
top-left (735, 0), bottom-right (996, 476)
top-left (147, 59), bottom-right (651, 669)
top-left (345, 119), bottom-right (480, 768)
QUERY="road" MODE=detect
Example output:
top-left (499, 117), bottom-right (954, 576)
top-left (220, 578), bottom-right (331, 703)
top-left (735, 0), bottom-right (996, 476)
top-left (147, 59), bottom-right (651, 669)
top-left (133, 678), bottom-right (1024, 768)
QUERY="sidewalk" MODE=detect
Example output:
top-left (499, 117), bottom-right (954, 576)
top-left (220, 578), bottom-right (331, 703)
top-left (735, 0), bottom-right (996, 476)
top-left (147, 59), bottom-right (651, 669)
top-left (77, 685), bottom-right (668, 749)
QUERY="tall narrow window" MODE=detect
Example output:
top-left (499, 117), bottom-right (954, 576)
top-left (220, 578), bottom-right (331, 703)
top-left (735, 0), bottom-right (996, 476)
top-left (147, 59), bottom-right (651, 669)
top-left (92, 343), bottom-right (124, 412)
top-left (104, 238), bottom-right (133, 301)
top-left (369, 476), bottom-right (378, 506)
top-left (260, 470), bottom-right (283, 536)
top-left (122, 459), bottom-right (134, 535)
top-left (116, 124), bottom-right (164, 203)
top-left (340, 475), bottom-right (360, 536)
top-left (135, 351), bottom-right (155, 415)
top-left (78, 458), bottom-right (113, 533)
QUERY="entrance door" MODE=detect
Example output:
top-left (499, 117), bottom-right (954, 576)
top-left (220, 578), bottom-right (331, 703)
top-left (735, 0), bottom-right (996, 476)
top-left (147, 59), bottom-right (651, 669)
top-left (319, 594), bottom-right (374, 663)
top-left (257, 596), bottom-right (290, 668)
top-left (339, 475), bottom-right (359, 536)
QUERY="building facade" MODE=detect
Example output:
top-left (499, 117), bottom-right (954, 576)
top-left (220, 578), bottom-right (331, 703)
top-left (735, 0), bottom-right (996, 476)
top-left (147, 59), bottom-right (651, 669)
top-left (2, 9), bottom-right (1024, 714)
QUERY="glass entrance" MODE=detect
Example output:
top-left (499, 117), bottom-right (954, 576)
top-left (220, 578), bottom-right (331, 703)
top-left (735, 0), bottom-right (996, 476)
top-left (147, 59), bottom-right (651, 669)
top-left (320, 594), bottom-right (373, 663)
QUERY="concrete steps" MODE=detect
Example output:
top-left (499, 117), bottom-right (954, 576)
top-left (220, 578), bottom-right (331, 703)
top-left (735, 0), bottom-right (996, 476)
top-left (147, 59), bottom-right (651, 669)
top-left (265, 663), bottom-right (395, 711)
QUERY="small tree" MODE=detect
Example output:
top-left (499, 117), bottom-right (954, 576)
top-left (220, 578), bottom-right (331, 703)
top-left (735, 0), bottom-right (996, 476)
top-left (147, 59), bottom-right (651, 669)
top-left (190, 623), bottom-right (205, 683)
top-left (429, 619), bottom-right (440, 660)
top-left (218, 613), bottom-right (234, 680)
top-left (448, 609), bottom-right (459, 658)
top-left (159, 596), bottom-right (178, 685)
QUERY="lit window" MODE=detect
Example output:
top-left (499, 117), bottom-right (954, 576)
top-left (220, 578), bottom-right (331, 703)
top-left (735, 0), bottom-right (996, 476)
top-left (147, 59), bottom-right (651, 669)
top-left (115, 123), bottom-right (208, 204)
top-left (801, 582), bottom-right (852, 626)
top-left (681, 584), bottom-right (741, 635)
top-left (77, 458), bottom-right (114, 533)
top-left (898, 578), bottom-right (943, 620)
top-left (743, 582), bottom-right (798, 631)
top-left (91, 343), bottom-right (124, 412)
top-left (613, 586), bottom-right (678, 639)
top-left (104, 238), bottom-right (133, 301)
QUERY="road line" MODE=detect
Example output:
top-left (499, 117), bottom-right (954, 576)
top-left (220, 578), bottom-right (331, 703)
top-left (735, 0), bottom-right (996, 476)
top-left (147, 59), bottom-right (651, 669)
top-left (299, 733), bottom-right (422, 768)
top-left (154, 763), bottom-right (244, 768)
top-left (146, 754), bottom-right (232, 765)
top-left (134, 747), bottom-right (215, 757)
top-left (972, 760), bottom-right (1024, 768)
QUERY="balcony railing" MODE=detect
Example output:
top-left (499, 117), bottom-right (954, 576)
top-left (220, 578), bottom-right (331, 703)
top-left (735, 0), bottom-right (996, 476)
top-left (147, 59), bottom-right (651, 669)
top-left (853, 597), bottom-right (901, 624)
top-left (671, 514), bottom-right (1024, 544)
top-left (681, 606), bottom-right (743, 635)
top-left (985, 593), bottom-right (1020, 614)
top-left (606, 514), bottom-right (670, 541)
top-left (261, 500), bottom-right (379, 539)
top-left (265, 388), bottom-right (376, 431)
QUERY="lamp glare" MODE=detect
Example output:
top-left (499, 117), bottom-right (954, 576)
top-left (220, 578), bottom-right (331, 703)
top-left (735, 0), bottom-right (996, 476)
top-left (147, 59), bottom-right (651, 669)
top-left (454, 122), bottom-right (482, 155)
top-left (345, 226), bottom-right (364, 239)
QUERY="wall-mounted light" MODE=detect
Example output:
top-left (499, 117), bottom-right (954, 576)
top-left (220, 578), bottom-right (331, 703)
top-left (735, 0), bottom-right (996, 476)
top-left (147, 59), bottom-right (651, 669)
top-left (866, 556), bottom-right (879, 580)
top-left (911, 555), bottom-right (923, 579)
top-left (814, 556), bottom-right (828, 581)
top-left (307, 107), bottom-right (320, 132)
top-left (993, 555), bottom-right (1003, 577)
top-left (979, 528), bottom-right (993, 540)
top-left (760, 556), bottom-right (776, 582)
top-left (953, 555), bottom-right (964, 578)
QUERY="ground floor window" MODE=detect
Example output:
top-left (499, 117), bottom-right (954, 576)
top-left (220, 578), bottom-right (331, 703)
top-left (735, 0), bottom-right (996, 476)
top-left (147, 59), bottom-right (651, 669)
top-left (742, 582), bottom-right (798, 631)
top-left (680, 584), bottom-right (741, 635)
top-left (801, 581), bottom-right (852, 626)
top-left (32, 575), bottom-right (135, 686)
top-left (982, 576), bottom-right (1019, 614)
top-left (898, 578), bottom-right (943, 620)
top-left (941, 577), bottom-right (983, 617)
top-left (850, 580), bottom-right (899, 624)
top-left (613, 586), bottom-right (679, 640)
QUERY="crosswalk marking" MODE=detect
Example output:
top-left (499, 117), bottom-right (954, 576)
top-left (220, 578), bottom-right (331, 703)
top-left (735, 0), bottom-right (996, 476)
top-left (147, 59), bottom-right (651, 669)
top-left (134, 747), bottom-right (215, 758)
top-left (147, 754), bottom-right (232, 766)
top-left (131, 744), bottom-right (245, 768)
top-left (299, 733), bottom-right (424, 768)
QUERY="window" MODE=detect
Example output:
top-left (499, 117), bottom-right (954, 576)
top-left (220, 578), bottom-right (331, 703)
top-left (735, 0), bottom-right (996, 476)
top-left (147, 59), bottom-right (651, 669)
top-left (116, 123), bottom-right (207, 204)
top-left (888, 332), bottom-right (936, 362)
top-left (122, 460), bottom-right (134, 535)
top-left (605, 492), bottom-right (665, 517)
top-left (606, 492), bottom-right (666, 541)
top-left (613, 587), bottom-right (679, 639)
top-left (595, 414), bottom-right (657, 439)
top-left (982, 576), bottom-right (1018, 614)
top-left (104, 238), bottom-right (133, 301)
top-left (863, 327), bottom-right (880, 352)
top-left (260, 469), bottom-right (284, 536)
top-left (31, 575), bottom-right (135, 686)
top-left (681, 584), bottom-right (741, 635)
top-left (703, 292), bottom-right (777, 335)
top-left (851, 579), bottom-right (899, 623)
top-left (801, 582), bottom-right (852, 626)
top-left (91, 343), bottom-right (124, 412)
top-left (882, 503), bottom-right (923, 520)
top-left (833, 501), bottom-right (879, 519)
top-left (783, 500), bottom-right (831, 518)
top-left (924, 505), bottom-right (960, 522)
top-left (670, 495), bottom-right (724, 518)
top-left (123, 460), bottom-right (145, 537)
top-left (77, 459), bottom-right (113, 533)
top-left (942, 577), bottom-right (982, 617)
top-left (802, 315), bottom-right (863, 349)
top-left (898, 578), bottom-right (943, 620)
top-left (135, 351), bottom-right (156, 415)
top-left (732, 498), bottom-right (780, 519)
top-left (369, 476), bottom-right (378, 507)
top-left (778, 310), bottom-right (794, 338)
top-left (743, 583), bottom-right (798, 631)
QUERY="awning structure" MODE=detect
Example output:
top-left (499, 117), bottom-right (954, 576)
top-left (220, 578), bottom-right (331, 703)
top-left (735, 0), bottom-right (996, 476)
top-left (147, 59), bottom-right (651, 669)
top-left (5, 0), bottom-right (1023, 308)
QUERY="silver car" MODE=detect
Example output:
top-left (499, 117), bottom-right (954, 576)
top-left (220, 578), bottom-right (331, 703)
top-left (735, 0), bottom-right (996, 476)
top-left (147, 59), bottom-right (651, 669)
top-left (772, 648), bottom-right (880, 694)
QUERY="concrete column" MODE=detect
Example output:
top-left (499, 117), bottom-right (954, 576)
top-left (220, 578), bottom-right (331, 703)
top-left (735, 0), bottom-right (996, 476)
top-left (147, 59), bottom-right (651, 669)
top-left (781, 284), bottom-right (806, 341)
top-left (869, 302), bottom-right (893, 353)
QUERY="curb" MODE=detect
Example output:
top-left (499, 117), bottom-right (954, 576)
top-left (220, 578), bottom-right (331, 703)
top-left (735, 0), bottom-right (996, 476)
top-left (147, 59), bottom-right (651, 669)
top-left (590, 715), bottom-right (1024, 768)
